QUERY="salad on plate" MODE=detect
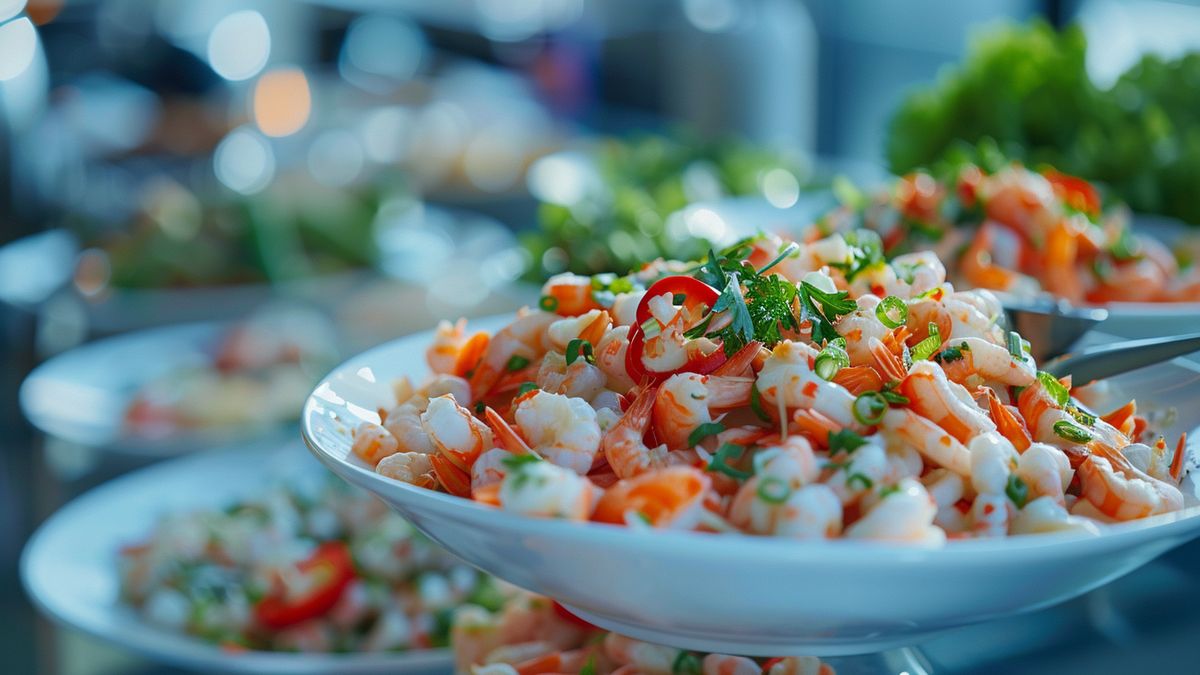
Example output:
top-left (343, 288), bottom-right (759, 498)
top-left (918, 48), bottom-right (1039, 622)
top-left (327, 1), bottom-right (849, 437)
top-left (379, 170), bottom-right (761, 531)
top-left (119, 471), bottom-right (503, 653)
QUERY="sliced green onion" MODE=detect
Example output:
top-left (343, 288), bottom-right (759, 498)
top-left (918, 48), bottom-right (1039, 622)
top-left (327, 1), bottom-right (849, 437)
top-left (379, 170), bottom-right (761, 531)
top-left (640, 317), bottom-right (662, 339)
top-left (474, 401), bottom-right (486, 414)
top-left (814, 343), bottom-right (850, 380)
top-left (880, 484), bottom-right (902, 498)
top-left (580, 656), bottom-right (598, 675)
top-left (1053, 420), bottom-right (1092, 443)
top-left (687, 422), bottom-right (725, 448)
top-left (756, 241), bottom-right (800, 275)
top-left (538, 295), bottom-right (558, 312)
top-left (749, 384), bottom-right (772, 422)
top-left (706, 443), bottom-right (751, 480)
top-left (506, 355), bottom-right (531, 372)
top-left (672, 651), bottom-right (703, 675)
top-left (756, 476), bottom-right (792, 504)
top-left (852, 392), bottom-right (888, 426)
top-left (846, 473), bottom-right (874, 490)
top-left (501, 454), bottom-right (542, 470)
top-left (879, 385), bottom-right (910, 405)
top-left (934, 345), bottom-right (965, 363)
top-left (516, 382), bottom-right (538, 396)
top-left (1038, 371), bottom-right (1070, 407)
top-left (875, 296), bottom-right (908, 329)
top-left (565, 338), bottom-right (595, 365)
top-left (1005, 474), bottom-right (1029, 508)
top-left (910, 322), bottom-right (942, 361)
top-left (1007, 331), bottom-right (1024, 359)
top-left (828, 429), bottom-right (868, 456)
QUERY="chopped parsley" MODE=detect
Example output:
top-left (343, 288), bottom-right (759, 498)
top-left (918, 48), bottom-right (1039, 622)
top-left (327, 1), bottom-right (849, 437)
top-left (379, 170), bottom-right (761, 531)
top-left (798, 281), bottom-right (856, 344)
top-left (516, 382), bottom-right (539, 397)
top-left (749, 384), bottom-right (772, 422)
top-left (672, 651), bottom-right (703, 675)
top-left (506, 355), bottom-right (531, 371)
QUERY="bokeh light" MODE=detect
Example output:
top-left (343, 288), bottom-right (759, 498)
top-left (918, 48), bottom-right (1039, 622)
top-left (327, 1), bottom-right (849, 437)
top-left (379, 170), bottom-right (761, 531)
top-left (213, 126), bottom-right (275, 194)
top-left (0, 17), bottom-right (37, 81)
top-left (0, 0), bottom-right (26, 23)
top-left (253, 67), bottom-right (310, 137)
top-left (308, 129), bottom-right (364, 187)
top-left (761, 167), bottom-right (800, 208)
top-left (206, 10), bottom-right (270, 81)
top-left (339, 14), bottom-right (426, 92)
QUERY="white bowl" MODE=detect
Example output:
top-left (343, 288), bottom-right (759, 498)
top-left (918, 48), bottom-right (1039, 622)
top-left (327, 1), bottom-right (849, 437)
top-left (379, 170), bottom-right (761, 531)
top-left (302, 318), bottom-right (1200, 656)
top-left (20, 442), bottom-right (451, 675)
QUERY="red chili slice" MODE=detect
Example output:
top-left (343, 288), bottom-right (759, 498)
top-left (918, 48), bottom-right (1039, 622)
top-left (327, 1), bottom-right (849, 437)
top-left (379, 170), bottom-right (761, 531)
top-left (634, 276), bottom-right (720, 327)
top-left (254, 542), bottom-right (356, 630)
top-left (625, 324), bottom-right (728, 384)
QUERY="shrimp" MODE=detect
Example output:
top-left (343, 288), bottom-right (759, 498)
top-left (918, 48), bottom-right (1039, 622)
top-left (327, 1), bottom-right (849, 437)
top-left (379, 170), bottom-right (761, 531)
top-left (547, 309), bottom-right (611, 350)
top-left (537, 352), bottom-right (608, 401)
top-left (376, 452), bottom-right (435, 487)
top-left (594, 325), bottom-right (635, 392)
top-left (757, 341), bottom-right (858, 429)
top-left (1121, 442), bottom-right (1176, 483)
top-left (878, 408), bottom-right (972, 477)
top-left (602, 385), bottom-right (669, 479)
top-left (1041, 221), bottom-right (1085, 304)
top-left (969, 432), bottom-right (1019, 496)
top-left (825, 438), bottom-right (888, 505)
top-left (970, 493), bottom-right (1013, 538)
top-left (1076, 451), bottom-right (1184, 521)
top-left (1010, 496), bottom-right (1102, 536)
top-left (959, 222), bottom-right (1027, 293)
top-left (421, 395), bottom-right (494, 469)
top-left (891, 250), bottom-right (947, 297)
top-left (1016, 380), bottom-right (1087, 456)
top-left (541, 273), bottom-right (601, 316)
top-left (936, 337), bottom-right (1035, 387)
top-left (899, 361), bottom-right (996, 444)
top-left (427, 319), bottom-right (471, 374)
top-left (603, 634), bottom-right (679, 674)
top-left (730, 482), bottom-right (842, 538)
top-left (1015, 443), bottom-right (1072, 506)
top-left (652, 373), bottom-right (753, 450)
top-left (981, 166), bottom-right (1060, 240)
top-left (514, 391), bottom-right (603, 475)
top-left (352, 422), bottom-right (400, 466)
top-left (844, 478), bottom-right (943, 544)
top-left (469, 311), bottom-right (559, 400)
top-left (472, 448), bottom-right (514, 491)
top-left (498, 460), bottom-right (598, 520)
top-left (593, 466), bottom-right (712, 529)
top-left (728, 436), bottom-right (836, 536)
top-left (702, 654), bottom-right (760, 675)
top-left (834, 295), bottom-right (891, 367)
top-left (922, 469), bottom-right (967, 533)
top-left (764, 656), bottom-right (833, 675)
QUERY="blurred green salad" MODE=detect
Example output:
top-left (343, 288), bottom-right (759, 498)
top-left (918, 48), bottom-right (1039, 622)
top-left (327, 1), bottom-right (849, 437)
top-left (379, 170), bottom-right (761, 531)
top-left (73, 174), bottom-right (402, 289)
top-left (887, 20), bottom-right (1200, 224)
top-left (522, 134), bottom-right (807, 280)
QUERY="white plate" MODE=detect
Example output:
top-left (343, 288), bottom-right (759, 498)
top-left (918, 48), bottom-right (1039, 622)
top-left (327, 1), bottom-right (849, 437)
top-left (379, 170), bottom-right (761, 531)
top-left (682, 197), bottom-right (1200, 340)
top-left (20, 442), bottom-right (452, 675)
top-left (302, 317), bottom-right (1200, 657)
top-left (19, 321), bottom-right (299, 456)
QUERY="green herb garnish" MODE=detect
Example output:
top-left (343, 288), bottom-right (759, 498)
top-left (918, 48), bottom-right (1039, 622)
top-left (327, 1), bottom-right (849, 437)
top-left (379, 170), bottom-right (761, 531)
top-left (1006, 474), bottom-right (1029, 508)
top-left (910, 322), bottom-right (942, 361)
top-left (706, 443), bottom-right (752, 480)
top-left (1038, 371), bottom-right (1069, 407)
top-left (875, 295), bottom-right (908, 329)
top-left (852, 392), bottom-right (888, 426)
top-left (538, 295), bottom-right (559, 312)
top-left (565, 338), bottom-right (595, 365)
top-left (828, 429), bottom-right (868, 456)
top-left (1053, 420), bottom-right (1092, 443)
top-left (687, 422), bottom-right (726, 448)
top-left (756, 476), bottom-right (792, 504)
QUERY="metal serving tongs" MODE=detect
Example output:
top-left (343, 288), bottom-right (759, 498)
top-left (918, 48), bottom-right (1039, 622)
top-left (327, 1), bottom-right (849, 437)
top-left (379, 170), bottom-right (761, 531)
top-left (1000, 295), bottom-right (1200, 383)
top-left (1040, 332), bottom-right (1200, 383)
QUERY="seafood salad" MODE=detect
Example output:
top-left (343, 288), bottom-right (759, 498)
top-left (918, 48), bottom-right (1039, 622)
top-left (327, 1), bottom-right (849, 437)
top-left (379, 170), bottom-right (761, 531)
top-left (125, 310), bottom-right (337, 435)
top-left (452, 588), bottom-right (835, 675)
top-left (119, 472), bottom-right (503, 652)
top-left (820, 161), bottom-right (1200, 304)
top-left (352, 231), bottom-right (1192, 543)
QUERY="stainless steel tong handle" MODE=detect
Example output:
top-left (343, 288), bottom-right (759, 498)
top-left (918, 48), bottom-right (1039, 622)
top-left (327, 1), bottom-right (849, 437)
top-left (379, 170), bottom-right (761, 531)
top-left (1041, 332), bottom-right (1200, 383)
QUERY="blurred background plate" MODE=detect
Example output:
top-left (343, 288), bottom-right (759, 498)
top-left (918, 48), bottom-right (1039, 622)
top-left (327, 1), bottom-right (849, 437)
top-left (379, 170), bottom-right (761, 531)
top-left (19, 322), bottom-right (297, 456)
top-left (20, 441), bottom-right (451, 675)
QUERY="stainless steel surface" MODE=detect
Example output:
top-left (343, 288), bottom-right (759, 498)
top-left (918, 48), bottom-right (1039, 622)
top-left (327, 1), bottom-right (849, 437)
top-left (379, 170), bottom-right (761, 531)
top-left (1043, 331), bottom-right (1200, 384)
